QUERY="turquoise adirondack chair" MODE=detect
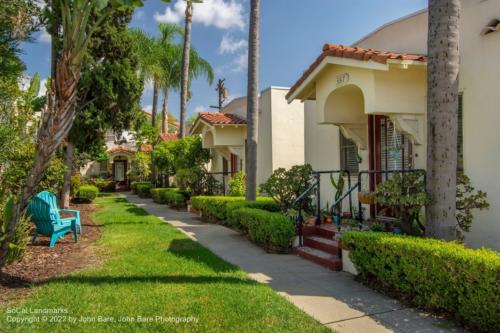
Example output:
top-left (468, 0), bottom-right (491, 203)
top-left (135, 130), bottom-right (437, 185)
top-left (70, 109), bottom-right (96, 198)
top-left (27, 197), bottom-right (78, 248)
top-left (36, 191), bottom-right (82, 235)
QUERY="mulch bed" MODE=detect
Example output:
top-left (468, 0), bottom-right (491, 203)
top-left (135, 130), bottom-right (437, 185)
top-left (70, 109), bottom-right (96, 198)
top-left (0, 202), bottom-right (103, 303)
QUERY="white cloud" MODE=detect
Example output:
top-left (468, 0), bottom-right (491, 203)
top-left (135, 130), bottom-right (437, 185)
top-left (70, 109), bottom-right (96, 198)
top-left (219, 35), bottom-right (247, 54)
top-left (142, 104), bottom-right (152, 114)
top-left (38, 28), bottom-right (51, 43)
top-left (232, 51), bottom-right (248, 72)
top-left (154, 0), bottom-right (245, 30)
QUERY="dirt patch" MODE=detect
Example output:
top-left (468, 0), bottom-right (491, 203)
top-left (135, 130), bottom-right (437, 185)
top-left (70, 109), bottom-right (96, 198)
top-left (0, 202), bottom-right (103, 303)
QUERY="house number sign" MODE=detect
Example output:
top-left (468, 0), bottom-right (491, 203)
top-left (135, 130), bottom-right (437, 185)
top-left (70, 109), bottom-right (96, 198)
top-left (336, 73), bottom-right (350, 85)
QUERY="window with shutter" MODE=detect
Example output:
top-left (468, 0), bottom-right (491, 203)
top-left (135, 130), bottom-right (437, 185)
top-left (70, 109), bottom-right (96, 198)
top-left (340, 132), bottom-right (359, 174)
top-left (457, 94), bottom-right (464, 172)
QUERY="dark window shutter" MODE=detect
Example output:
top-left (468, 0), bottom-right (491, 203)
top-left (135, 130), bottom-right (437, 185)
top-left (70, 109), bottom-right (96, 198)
top-left (340, 132), bottom-right (359, 174)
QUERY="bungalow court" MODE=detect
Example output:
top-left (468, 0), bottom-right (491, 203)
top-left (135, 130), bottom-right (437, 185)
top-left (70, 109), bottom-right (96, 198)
top-left (190, 86), bottom-right (305, 189)
top-left (287, 2), bottom-right (500, 251)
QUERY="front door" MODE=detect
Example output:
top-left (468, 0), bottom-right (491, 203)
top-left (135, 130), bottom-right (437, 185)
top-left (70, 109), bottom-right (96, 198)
top-left (369, 115), bottom-right (413, 216)
top-left (114, 161), bottom-right (125, 181)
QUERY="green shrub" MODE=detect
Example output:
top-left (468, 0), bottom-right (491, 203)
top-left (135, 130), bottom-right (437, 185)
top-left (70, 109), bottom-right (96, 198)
top-left (77, 185), bottom-right (99, 202)
top-left (231, 208), bottom-right (295, 253)
top-left (260, 164), bottom-right (314, 212)
top-left (70, 175), bottom-right (81, 197)
top-left (136, 183), bottom-right (152, 198)
top-left (151, 188), bottom-right (168, 204)
top-left (0, 196), bottom-right (30, 264)
top-left (190, 196), bottom-right (244, 221)
top-left (228, 171), bottom-right (245, 196)
top-left (131, 181), bottom-right (152, 194)
top-left (225, 199), bottom-right (280, 229)
top-left (342, 232), bottom-right (500, 332)
top-left (151, 188), bottom-right (187, 208)
top-left (94, 178), bottom-right (116, 192)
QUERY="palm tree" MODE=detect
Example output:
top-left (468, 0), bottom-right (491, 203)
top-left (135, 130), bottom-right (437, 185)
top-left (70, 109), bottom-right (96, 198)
top-left (129, 29), bottom-right (164, 127)
top-left (0, 0), bottom-right (143, 268)
top-left (179, 0), bottom-right (202, 137)
top-left (425, 0), bottom-right (461, 240)
top-left (245, 0), bottom-right (260, 201)
top-left (156, 23), bottom-right (213, 134)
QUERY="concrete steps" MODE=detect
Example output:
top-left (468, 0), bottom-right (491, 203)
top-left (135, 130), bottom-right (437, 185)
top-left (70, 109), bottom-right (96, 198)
top-left (294, 224), bottom-right (342, 271)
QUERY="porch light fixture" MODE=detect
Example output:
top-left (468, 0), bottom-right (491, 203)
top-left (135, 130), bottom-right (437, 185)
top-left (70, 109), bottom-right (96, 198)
top-left (481, 18), bottom-right (500, 36)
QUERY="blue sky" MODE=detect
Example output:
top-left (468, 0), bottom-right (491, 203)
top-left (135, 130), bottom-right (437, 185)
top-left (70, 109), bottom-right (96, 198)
top-left (21, 0), bottom-right (427, 120)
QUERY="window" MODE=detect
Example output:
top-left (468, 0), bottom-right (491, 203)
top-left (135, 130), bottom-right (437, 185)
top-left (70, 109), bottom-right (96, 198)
top-left (379, 117), bottom-right (412, 172)
top-left (230, 154), bottom-right (239, 174)
top-left (457, 94), bottom-right (464, 172)
top-left (222, 157), bottom-right (228, 175)
top-left (340, 132), bottom-right (359, 174)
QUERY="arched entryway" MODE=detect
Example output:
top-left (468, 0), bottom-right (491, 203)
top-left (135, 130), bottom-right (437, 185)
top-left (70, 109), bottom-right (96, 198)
top-left (112, 155), bottom-right (129, 190)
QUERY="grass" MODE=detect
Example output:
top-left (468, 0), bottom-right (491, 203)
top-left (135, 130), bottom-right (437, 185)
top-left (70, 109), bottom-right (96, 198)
top-left (0, 196), bottom-right (330, 333)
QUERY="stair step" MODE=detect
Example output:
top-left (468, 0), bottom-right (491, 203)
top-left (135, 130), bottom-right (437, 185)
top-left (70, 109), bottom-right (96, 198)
top-left (317, 225), bottom-right (338, 238)
top-left (304, 236), bottom-right (340, 254)
top-left (302, 224), bottom-right (337, 238)
top-left (293, 246), bottom-right (342, 271)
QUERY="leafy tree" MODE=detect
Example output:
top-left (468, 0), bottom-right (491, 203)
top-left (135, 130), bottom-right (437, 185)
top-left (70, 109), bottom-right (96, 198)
top-left (228, 172), bottom-right (246, 197)
top-left (131, 152), bottom-right (152, 181)
top-left (246, 0), bottom-right (260, 201)
top-left (426, 0), bottom-right (461, 240)
top-left (0, 0), bottom-right (144, 268)
top-left (172, 135), bottom-right (210, 170)
top-left (60, 8), bottom-right (143, 207)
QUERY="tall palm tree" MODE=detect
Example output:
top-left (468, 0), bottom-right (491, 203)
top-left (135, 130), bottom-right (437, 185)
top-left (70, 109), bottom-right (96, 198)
top-left (156, 23), bottom-right (213, 134)
top-left (157, 23), bottom-right (183, 133)
top-left (426, 0), bottom-right (461, 240)
top-left (129, 29), bottom-right (163, 127)
top-left (245, 0), bottom-right (260, 201)
top-left (179, 0), bottom-right (202, 137)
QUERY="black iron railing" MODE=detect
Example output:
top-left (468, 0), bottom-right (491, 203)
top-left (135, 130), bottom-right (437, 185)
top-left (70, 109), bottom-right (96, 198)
top-left (292, 168), bottom-right (426, 245)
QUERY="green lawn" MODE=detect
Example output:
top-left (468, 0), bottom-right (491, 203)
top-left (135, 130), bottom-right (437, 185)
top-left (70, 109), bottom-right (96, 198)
top-left (0, 196), bottom-right (330, 333)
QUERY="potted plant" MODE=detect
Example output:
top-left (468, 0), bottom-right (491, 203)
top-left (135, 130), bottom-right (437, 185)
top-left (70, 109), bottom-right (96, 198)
top-left (358, 191), bottom-right (376, 205)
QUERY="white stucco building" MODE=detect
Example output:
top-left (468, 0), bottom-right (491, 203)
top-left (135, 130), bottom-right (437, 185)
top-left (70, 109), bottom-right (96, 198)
top-left (287, 1), bottom-right (500, 250)
top-left (191, 86), bottom-right (305, 187)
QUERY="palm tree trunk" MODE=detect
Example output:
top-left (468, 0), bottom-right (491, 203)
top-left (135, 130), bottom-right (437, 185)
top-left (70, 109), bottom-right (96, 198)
top-left (245, 0), bottom-right (260, 201)
top-left (60, 141), bottom-right (75, 209)
top-left (152, 80), bottom-right (159, 127)
top-left (180, 2), bottom-right (193, 138)
top-left (0, 50), bottom-right (80, 267)
top-left (162, 88), bottom-right (169, 134)
top-left (425, 0), bottom-right (460, 240)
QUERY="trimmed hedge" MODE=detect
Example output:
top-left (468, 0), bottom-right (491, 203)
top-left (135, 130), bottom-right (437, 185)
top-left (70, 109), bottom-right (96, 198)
top-left (342, 232), bottom-right (500, 332)
top-left (77, 185), bottom-right (99, 202)
top-left (151, 188), bottom-right (187, 208)
top-left (230, 208), bottom-right (295, 253)
top-left (94, 179), bottom-right (116, 192)
top-left (225, 199), bottom-right (280, 229)
top-left (190, 196), bottom-right (278, 222)
top-left (131, 181), bottom-right (152, 194)
top-left (136, 183), bottom-right (153, 198)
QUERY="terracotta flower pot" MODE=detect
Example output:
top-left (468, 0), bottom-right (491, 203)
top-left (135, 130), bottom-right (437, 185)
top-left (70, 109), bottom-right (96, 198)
top-left (358, 191), bottom-right (376, 205)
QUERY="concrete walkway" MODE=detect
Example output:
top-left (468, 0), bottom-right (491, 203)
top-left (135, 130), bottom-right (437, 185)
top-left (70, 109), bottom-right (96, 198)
top-left (124, 193), bottom-right (467, 333)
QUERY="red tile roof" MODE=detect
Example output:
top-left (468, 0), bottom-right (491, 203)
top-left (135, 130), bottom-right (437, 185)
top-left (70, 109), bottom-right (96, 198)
top-left (159, 132), bottom-right (180, 142)
top-left (140, 144), bottom-right (153, 153)
top-left (107, 146), bottom-right (137, 154)
top-left (198, 112), bottom-right (246, 125)
top-left (287, 43), bottom-right (427, 100)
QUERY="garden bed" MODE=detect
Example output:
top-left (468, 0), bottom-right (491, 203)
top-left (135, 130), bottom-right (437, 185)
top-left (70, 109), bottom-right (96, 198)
top-left (0, 202), bottom-right (102, 303)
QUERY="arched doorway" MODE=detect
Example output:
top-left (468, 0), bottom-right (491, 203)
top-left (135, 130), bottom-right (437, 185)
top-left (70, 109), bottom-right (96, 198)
top-left (112, 155), bottom-right (129, 190)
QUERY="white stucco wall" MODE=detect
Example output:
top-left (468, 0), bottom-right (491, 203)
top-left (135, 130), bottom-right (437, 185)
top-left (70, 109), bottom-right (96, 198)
top-left (269, 88), bottom-right (305, 177)
top-left (317, 2), bottom-right (500, 250)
